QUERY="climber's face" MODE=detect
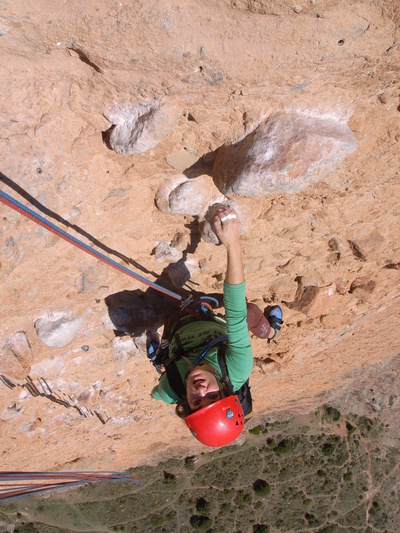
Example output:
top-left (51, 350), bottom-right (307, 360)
top-left (186, 368), bottom-right (221, 410)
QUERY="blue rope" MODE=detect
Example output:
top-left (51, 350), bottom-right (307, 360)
top-left (0, 471), bottom-right (142, 501)
top-left (0, 188), bottom-right (184, 302)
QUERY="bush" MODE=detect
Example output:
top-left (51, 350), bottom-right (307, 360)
top-left (253, 524), bottom-right (270, 533)
top-left (196, 497), bottom-right (211, 513)
top-left (253, 479), bottom-right (271, 497)
top-left (190, 515), bottom-right (212, 530)
top-left (343, 471), bottom-right (353, 482)
top-left (163, 471), bottom-right (176, 485)
top-left (305, 513), bottom-right (321, 527)
top-left (150, 515), bottom-right (163, 527)
top-left (234, 490), bottom-right (252, 505)
top-left (323, 406), bottom-right (341, 421)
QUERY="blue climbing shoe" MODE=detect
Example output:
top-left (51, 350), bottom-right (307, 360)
top-left (267, 305), bottom-right (283, 343)
top-left (147, 340), bottom-right (159, 360)
top-left (147, 336), bottom-right (168, 374)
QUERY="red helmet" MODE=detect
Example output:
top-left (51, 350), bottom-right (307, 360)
top-left (185, 395), bottom-right (245, 447)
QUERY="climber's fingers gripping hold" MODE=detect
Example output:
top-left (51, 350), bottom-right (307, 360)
top-left (213, 206), bottom-right (241, 249)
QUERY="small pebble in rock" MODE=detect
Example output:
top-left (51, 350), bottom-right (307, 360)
top-left (81, 345), bottom-right (89, 352)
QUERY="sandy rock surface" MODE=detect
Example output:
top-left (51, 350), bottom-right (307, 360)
top-left (0, 0), bottom-right (399, 471)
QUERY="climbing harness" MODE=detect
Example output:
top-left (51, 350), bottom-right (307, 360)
top-left (0, 188), bottom-right (186, 303)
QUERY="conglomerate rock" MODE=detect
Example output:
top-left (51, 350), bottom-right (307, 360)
top-left (106, 99), bottom-right (182, 156)
top-left (155, 174), bottom-right (225, 216)
top-left (213, 113), bottom-right (358, 197)
top-left (34, 309), bottom-right (92, 348)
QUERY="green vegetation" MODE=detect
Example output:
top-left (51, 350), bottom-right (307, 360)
top-left (0, 409), bottom-right (398, 532)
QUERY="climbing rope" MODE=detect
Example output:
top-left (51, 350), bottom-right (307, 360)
top-left (0, 471), bottom-right (142, 501)
top-left (0, 188), bottom-right (185, 303)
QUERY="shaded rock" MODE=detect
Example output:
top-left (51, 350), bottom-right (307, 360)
top-left (1, 331), bottom-right (33, 379)
top-left (349, 276), bottom-right (376, 294)
top-left (166, 259), bottom-right (198, 287)
top-left (347, 231), bottom-right (385, 262)
top-left (154, 241), bottom-right (183, 263)
top-left (156, 175), bottom-right (225, 216)
top-left (213, 113), bottom-right (358, 197)
top-left (104, 288), bottom-right (173, 336)
top-left (34, 308), bottom-right (92, 348)
top-left (285, 279), bottom-right (337, 318)
top-left (106, 99), bottom-right (182, 156)
top-left (347, 240), bottom-right (367, 261)
top-left (349, 276), bottom-right (376, 301)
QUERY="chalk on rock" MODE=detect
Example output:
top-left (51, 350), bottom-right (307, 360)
top-left (106, 99), bottom-right (182, 156)
top-left (34, 308), bottom-right (92, 348)
top-left (213, 113), bottom-right (358, 197)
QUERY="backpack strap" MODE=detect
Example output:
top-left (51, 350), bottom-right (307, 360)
top-left (165, 359), bottom-right (186, 400)
top-left (217, 346), bottom-right (253, 422)
top-left (217, 345), bottom-right (233, 393)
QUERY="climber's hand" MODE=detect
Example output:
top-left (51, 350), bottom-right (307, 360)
top-left (213, 206), bottom-right (241, 250)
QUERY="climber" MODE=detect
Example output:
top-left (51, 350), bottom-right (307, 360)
top-left (148, 205), bottom-right (283, 447)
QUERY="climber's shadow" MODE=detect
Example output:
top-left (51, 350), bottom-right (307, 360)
top-left (105, 275), bottom-right (180, 338)
top-left (105, 203), bottom-right (218, 338)
top-left (105, 266), bottom-right (223, 337)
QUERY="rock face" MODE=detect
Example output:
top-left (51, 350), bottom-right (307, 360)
top-left (0, 0), bottom-right (398, 476)
top-left (155, 175), bottom-right (225, 215)
top-left (285, 279), bottom-right (338, 319)
top-left (0, 331), bottom-right (33, 379)
top-left (34, 309), bottom-right (92, 348)
top-left (166, 259), bottom-right (198, 287)
top-left (154, 241), bottom-right (183, 263)
top-left (213, 113), bottom-right (358, 197)
top-left (106, 99), bottom-right (182, 156)
top-left (199, 202), bottom-right (245, 244)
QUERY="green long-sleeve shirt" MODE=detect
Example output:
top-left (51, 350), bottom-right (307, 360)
top-left (151, 281), bottom-right (253, 404)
